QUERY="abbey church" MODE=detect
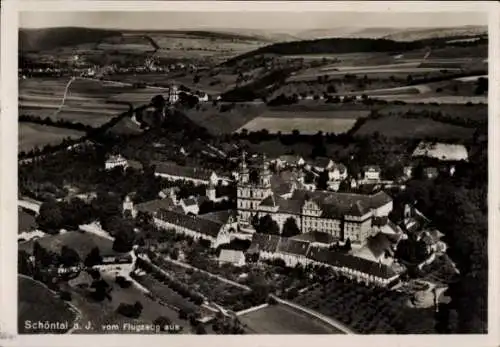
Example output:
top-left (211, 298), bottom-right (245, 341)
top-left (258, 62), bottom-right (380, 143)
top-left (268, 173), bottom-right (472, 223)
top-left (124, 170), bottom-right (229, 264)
top-left (236, 153), bottom-right (394, 245)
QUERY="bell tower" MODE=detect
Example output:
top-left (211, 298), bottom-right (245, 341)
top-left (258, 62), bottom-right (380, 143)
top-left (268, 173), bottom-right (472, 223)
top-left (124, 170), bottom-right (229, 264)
top-left (237, 151), bottom-right (252, 221)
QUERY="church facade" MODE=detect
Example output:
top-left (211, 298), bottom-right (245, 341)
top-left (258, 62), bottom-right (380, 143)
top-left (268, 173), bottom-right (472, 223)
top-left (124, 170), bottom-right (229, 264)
top-left (236, 153), bottom-right (394, 245)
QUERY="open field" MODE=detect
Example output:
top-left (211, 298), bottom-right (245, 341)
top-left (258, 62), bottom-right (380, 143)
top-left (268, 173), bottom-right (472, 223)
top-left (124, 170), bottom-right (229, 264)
top-left (19, 123), bottom-right (86, 152)
top-left (238, 303), bottom-right (342, 334)
top-left (354, 115), bottom-right (475, 140)
top-left (185, 103), bottom-right (265, 134)
top-left (18, 275), bottom-right (77, 334)
top-left (237, 116), bottom-right (358, 135)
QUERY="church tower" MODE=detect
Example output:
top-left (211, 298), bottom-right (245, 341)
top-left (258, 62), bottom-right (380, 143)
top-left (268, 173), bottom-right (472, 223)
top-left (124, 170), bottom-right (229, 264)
top-left (252, 154), bottom-right (273, 203)
top-left (237, 152), bottom-right (253, 221)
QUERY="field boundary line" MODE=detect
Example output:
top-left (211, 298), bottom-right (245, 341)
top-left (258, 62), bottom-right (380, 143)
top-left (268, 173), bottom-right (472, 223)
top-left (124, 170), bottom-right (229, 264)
top-left (270, 294), bottom-right (356, 334)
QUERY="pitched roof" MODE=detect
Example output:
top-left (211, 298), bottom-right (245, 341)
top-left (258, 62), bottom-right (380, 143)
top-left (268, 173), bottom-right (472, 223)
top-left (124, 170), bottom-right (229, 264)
top-left (182, 198), bottom-right (198, 207)
top-left (277, 238), bottom-right (310, 256)
top-left (156, 209), bottom-right (223, 238)
top-left (218, 249), bottom-right (245, 264)
top-left (135, 198), bottom-right (175, 214)
top-left (307, 246), bottom-right (397, 279)
top-left (153, 161), bottom-right (214, 181)
top-left (198, 210), bottom-right (237, 225)
top-left (260, 194), bottom-right (279, 208)
top-left (291, 231), bottom-right (337, 245)
top-left (248, 233), bottom-right (281, 253)
top-left (291, 190), bottom-right (392, 218)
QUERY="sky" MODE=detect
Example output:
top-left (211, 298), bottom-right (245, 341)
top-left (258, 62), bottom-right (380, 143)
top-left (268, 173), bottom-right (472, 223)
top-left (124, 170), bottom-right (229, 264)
top-left (19, 11), bottom-right (488, 32)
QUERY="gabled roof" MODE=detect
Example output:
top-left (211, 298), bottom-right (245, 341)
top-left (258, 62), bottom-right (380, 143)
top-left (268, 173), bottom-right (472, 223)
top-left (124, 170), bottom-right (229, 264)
top-left (259, 194), bottom-right (279, 208)
top-left (198, 210), bottom-right (237, 225)
top-left (291, 231), bottom-right (337, 245)
top-left (278, 155), bottom-right (303, 164)
top-left (307, 246), bottom-right (397, 279)
top-left (135, 198), bottom-right (175, 214)
top-left (153, 161), bottom-right (215, 181)
top-left (247, 233), bottom-right (280, 253)
top-left (277, 238), bottom-right (310, 256)
top-left (182, 198), bottom-right (198, 207)
top-left (156, 209), bottom-right (223, 238)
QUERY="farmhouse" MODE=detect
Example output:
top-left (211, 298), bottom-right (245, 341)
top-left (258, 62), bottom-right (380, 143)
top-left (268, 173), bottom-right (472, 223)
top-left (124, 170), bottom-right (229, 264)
top-left (273, 155), bottom-right (305, 170)
top-left (153, 208), bottom-right (235, 248)
top-left (105, 154), bottom-right (128, 170)
top-left (412, 141), bottom-right (469, 162)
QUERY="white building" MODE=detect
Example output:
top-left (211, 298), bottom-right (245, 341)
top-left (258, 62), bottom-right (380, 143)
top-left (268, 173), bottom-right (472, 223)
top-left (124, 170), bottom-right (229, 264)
top-left (105, 154), bottom-right (128, 170)
top-left (218, 249), bottom-right (246, 267)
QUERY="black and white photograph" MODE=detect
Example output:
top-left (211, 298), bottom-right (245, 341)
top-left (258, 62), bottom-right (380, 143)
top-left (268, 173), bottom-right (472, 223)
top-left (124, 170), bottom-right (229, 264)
top-left (0, 0), bottom-right (498, 345)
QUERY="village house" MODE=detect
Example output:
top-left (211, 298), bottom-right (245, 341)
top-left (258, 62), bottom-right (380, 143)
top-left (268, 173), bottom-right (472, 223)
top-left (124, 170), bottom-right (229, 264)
top-left (179, 197), bottom-right (200, 215)
top-left (305, 157), bottom-right (334, 172)
top-left (105, 154), bottom-right (128, 170)
top-left (363, 165), bottom-right (382, 181)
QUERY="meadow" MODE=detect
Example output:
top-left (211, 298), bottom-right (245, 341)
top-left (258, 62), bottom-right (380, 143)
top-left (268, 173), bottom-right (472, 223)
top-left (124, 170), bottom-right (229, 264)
top-left (235, 109), bottom-right (370, 135)
top-left (19, 123), bottom-right (86, 152)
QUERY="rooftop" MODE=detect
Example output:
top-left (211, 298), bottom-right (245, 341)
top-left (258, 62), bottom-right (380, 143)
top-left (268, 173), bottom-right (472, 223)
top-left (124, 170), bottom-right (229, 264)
top-left (153, 161), bottom-right (215, 181)
top-left (156, 208), bottom-right (224, 238)
top-left (135, 198), bottom-right (176, 215)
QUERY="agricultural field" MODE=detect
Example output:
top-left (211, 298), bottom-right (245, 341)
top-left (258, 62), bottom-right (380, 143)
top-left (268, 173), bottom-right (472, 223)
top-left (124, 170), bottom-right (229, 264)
top-left (292, 279), bottom-right (438, 334)
top-left (354, 115), bottom-right (475, 140)
top-left (238, 303), bottom-right (343, 334)
top-left (19, 78), bottom-right (133, 126)
top-left (371, 95), bottom-right (487, 104)
top-left (19, 123), bottom-right (86, 152)
top-left (18, 275), bottom-right (77, 334)
top-left (236, 109), bottom-right (370, 135)
top-left (185, 103), bottom-right (265, 134)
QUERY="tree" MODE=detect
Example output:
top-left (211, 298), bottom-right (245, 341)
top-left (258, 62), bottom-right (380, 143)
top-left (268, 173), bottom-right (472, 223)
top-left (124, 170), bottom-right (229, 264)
top-left (37, 199), bottom-right (63, 233)
top-left (151, 95), bottom-right (166, 110)
top-left (282, 217), bottom-right (300, 237)
top-left (84, 247), bottom-right (103, 267)
top-left (256, 214), bottom-right (280, 235)
top-left (112, 227), bottom-right (135, 253)
top-left (59, 246), bottom-right (81, 267)
top-left (33, 241), bottom-right (55, 267)
top-left (154, 316), bottom-right (172, 331)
